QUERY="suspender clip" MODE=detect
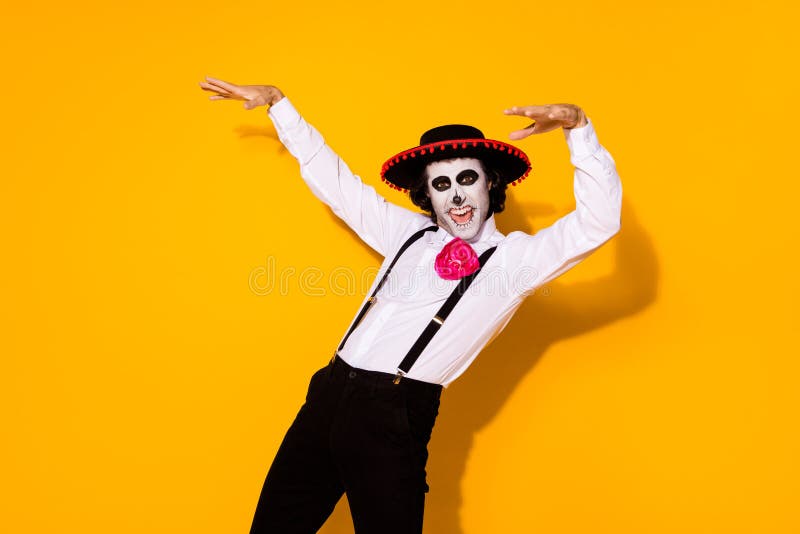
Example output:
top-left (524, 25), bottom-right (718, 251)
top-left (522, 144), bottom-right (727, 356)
top-left (393, 370), bottom-right (406, 385)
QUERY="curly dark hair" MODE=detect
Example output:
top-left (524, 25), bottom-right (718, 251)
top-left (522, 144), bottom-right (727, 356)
top-left (408, 160), bottom-right (509, 224)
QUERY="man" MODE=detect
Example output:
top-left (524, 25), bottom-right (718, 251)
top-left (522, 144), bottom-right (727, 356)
top-left (199, 76), bottom-right (622, 533)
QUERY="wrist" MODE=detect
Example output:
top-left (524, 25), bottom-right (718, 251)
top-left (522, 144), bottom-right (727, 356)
top-left (564, 107), bottom-right (588, 129)
top-left (265, 87), bottom-right (285, 107)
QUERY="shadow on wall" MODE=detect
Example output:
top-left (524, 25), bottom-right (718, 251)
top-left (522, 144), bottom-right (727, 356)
top-left (317, 198), bottom-right (658, 533)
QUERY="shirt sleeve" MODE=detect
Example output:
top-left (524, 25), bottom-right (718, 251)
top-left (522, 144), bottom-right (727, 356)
top-left (506, 118), bottom-right (623, 295)
top-left (267, 97), bottom-right (426, 257)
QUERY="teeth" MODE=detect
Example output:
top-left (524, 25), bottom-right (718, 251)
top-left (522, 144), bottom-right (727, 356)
top-left (448, 205), bottom-right (475, 229)
top-left (450, 206), bottom-right (473, 215)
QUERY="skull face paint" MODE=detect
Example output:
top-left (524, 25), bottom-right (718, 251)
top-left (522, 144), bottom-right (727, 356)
top-left (425, 157), bottom-right (491, 242)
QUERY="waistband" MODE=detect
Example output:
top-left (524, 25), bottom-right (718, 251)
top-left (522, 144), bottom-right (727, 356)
top-left (329, 353), bottom-right (443, 400)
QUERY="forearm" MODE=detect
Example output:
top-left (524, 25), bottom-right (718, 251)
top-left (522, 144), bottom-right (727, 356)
top-left (563, 118), bottom-right (622, 242)
top-left (510, 118), bottom-right (622, 293)
top-left (268, 97), bottom-right (326, 167)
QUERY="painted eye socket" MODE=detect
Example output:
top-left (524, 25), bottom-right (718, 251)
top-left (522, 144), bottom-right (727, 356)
top-left (456, 170), bottom-right (479, 186)
top-left (431, 176), bottom-right (451, 191)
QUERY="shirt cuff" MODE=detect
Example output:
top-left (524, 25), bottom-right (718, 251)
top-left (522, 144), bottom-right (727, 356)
top-left (267, 96), bottom-right (301, 131)
top-left (563, 117), bottom-right (601, 159)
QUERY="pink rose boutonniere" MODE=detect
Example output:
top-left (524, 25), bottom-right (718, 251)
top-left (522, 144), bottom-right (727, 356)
top-left (435, 237), bottom-right (481, 280)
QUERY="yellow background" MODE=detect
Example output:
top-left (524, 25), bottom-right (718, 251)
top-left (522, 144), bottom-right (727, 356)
top-left (2, 0), bottom-right (798, 532)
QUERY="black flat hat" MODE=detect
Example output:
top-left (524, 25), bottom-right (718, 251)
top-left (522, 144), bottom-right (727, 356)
top-left (380, 124), bottom-right (532, 192)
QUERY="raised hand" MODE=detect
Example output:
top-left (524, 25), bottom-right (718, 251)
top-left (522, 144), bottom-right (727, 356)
top-left (198, 76), bottom-right (284, 109)
top-left (503, 103), bottom-right (587, 140)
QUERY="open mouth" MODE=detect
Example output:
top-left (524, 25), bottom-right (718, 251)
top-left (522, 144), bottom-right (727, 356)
top-left (449, 205), bottom-right (475, 228)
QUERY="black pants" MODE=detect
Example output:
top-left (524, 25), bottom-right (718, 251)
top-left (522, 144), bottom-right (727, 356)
top-left (249, 355), bottom-right (443, 534)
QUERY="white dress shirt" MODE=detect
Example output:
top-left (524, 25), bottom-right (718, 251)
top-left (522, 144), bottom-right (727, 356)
top-left (268, 97), bottom-right (622, 387)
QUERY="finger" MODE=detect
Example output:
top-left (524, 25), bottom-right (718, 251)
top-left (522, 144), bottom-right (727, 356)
top-left (508, 123), bottom-right (537, 140)
top-left (503, 105), bottom-right (552, 119)
top-left (509, 118), bottom-right (564, 139)
top-left (530, 120), bottom-right (561, 135)
top-left (209, 95), bottom-right (231, 101)
top-left (504, 106), bottom-right (538, 117)
top-left (503, 106), bottom-right (527, 116)
top-left (204, 76), bottom-right (240, 93)
top-left (199, 82), bottom-right (232, 96)
top-left (508, 129), bottom-right (531, 141)
top-left (199, 81), bottom-right (233, 94)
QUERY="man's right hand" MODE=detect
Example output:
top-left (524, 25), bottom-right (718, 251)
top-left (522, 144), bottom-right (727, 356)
top-left (199, 76), bottom-right (284, 109)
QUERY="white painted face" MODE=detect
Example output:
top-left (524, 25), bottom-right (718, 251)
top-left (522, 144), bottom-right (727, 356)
top-left (425, 157), bottom-right (492, 242)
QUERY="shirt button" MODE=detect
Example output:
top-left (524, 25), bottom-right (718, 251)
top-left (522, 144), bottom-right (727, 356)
top-left (348, 371), bottom-right (357, 379)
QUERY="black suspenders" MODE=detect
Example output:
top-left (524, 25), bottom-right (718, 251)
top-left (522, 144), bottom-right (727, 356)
top-left (334, 225), bottom-right (438, 356)
top-left (394, 245), bottom-right (497, 382)
top-left (332, 225), bottom-right (498, 384)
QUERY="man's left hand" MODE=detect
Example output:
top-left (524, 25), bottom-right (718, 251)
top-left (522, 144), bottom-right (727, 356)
top-left (503, 103), bottom-right (587, 140)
